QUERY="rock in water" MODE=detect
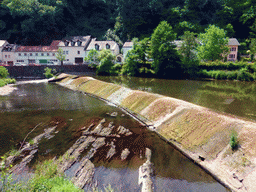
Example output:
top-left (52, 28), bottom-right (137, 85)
top-left (121, 148), bottom-right (130, 160)
top-left (138, 148), bottom-right (154, 192)
top-left (72, 158), bottom-right (95, 189)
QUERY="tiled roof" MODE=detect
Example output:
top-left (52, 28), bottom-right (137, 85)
top-left (123, 42), bottom-right (133, 48)
top-left (228, 38), bottom-right (240, 46)
top-left (87, 39), bottom-right (118, 51)
top-left (15, 40), bottom-right (61, 52)
top-left (58, 35), bottom-right (91, 47)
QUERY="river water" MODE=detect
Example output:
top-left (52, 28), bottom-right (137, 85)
top-left (96, 76), bottom-right (256, 122)
top-left (0, 82), bottom-right (229, 191)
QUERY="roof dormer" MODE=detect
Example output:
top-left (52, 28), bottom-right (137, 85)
top-left (77, 40), bottom-right (82, 46)
top-left (71, 41), bottom-right (75, 46)
top-left (95, 44), bottom-right (99, 50)
top-left (106, 43), bottom-right (110, 49)
top-left (64, 40), bottom-right (69, 46)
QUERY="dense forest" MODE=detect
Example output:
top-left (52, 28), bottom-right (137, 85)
top-left (0, 0), bottom-right (256, 48)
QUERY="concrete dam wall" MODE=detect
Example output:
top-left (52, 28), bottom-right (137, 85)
top-left (55, 74), bottom-right (256, 192)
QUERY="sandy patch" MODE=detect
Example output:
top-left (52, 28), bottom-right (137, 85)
top-left (0, 84), bottom-right (17, 96)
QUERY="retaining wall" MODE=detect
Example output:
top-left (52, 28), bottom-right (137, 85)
top-left (55, 74), bottom-right (256, 192)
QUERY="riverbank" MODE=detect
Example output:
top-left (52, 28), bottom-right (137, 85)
top-left (0, 84), bottom-right (17, 96)
top-left (54, 73), bottom-right (256, 192)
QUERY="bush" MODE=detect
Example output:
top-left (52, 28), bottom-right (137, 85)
top-left (226, 71), bottom-right (238, 80)
top-left (230, 130), bottom-right (238, 150)
top-left (237, 68), bottom-right (254, 81)
top-left (0, 66), bottom-right (9, 79)
top-left (44, 67), bottom-right (54, 79)
top-left (0, 79), bottom-right (6, 87)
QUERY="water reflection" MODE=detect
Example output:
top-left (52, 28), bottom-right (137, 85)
top-left (95, 76), bottom-right (256, 121)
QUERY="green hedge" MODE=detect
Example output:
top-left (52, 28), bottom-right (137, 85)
top-left (199, 61), bottom-right (256, 72)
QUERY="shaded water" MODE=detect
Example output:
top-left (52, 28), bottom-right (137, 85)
top-left (95, 76), bottom-right (256, 122)
top-left (0, 82), bottom-right (229, 191)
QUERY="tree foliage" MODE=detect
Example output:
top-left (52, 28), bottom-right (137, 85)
top-left (197, 25), bottom-right (229, 61)
top-left (56, 48), bottom-right (66, 66)
top-left (85, 49), bottom-right (99, 64)
top-left (151, 21), bottom-right (182, 78)
top-left (96, 49), bottom-right (117, 76)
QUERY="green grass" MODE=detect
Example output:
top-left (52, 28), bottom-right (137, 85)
top-left (230, 130), bottom-right (238, 150)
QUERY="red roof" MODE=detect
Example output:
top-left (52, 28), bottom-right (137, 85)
top-left (16, 40), bottom-right (61, 52)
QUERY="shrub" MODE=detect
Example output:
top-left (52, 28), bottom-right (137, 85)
top-left (230, 130), bottom-right (238, 150)
top-left (237, 68), bottom-right (254, 81)
top-left (44, 67), bottom-right (54, 79)
top-left (0, 66), bottom-right (9, 79)
top-left (226, 71), bottom-right (238, 80)
top-left (0, 79), bottom-right (6, 87)
top-left (214, 70), bottom-right (226, 80)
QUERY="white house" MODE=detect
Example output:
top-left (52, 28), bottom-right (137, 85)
top-left (0, 40), bottom-right (9, 63)
top-left (15, 40), bottom-right (61, 65)
top-left (58, 36), bottom-right (92, 64)
top-left (122, 41), bottom-right (133, 61)
top-left (86, 38), bottom-right (120, 57)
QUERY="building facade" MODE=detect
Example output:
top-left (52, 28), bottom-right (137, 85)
top-left (227, 38), bottom-right (240, 61)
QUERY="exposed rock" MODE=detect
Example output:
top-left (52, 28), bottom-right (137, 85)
top-left (90, 119), bottom-right (106, 134)
top-left (72, 158), bottom-right (96, 189)
top-left (139, 148), bottom-right (154, 192)
top-left (121, 148), bottom-right (130, 160)
top-left (138, 160), bottom-right (154, 192)
top-left (59, 136), bottom-right (95, 172)
top-left (106, 141), bottom-right (116, 159)
top-left (110, 112), bottom-right (118, 117)
top-left (86, 137), bottom-right (106, 160)
top-left (117, 125), bottom-right (133, 136)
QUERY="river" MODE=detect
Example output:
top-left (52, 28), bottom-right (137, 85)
top-left (0, 81), bottom-right (230, 191)
top-left (95, 76), bottom-right (256, 122)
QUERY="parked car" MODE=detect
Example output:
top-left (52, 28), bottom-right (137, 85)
top-left (47, 61), bottom-right (59, 65)
top-left (14, 62), bottom-right (27, 66)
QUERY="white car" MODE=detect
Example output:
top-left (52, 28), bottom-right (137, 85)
top-left (47, 61), bottom-right (59, 65)
top-left (14, 62), bottom-right (27, 66)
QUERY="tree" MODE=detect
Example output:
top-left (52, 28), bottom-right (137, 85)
top-left (197, 25), bottom-right (229, 61)
top-left (96, 49), bottom-right (116, 75)
top-left (151, 21), bottom-right (182, 78)
top-left (121, 37), bottom-right (152, 76)
top-left (179, 31), bottom-right (199, 78)
top-left (85, 49), bottom-right (99, 64)
top-left (249, 38), bottom-right (256, 60)
top-left (0, 66), bottom-right (9, 79)
top-left (56, 48), bottom-right (66, 66)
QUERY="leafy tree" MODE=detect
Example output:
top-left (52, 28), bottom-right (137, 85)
top-left (0, 66), bottom-right (9, 79)
top-left (96, 49), bottom-right (116, 75)
top-left (151, 21), bottom-right (182, 78)
top-left (197, 25), bottom-right (229, 61)
top-left (56, 48), bottom-right (66, 66)
top-left (85, 49), bottom-right (99, 64)
top-left (249, 38), bottom-right (256, 60)
top-left (179, 31), bottom-right (199, 78)
top-left (121, 37), bottom-right (152, 76)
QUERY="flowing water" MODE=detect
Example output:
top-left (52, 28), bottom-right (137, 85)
top-left (96, 76), bottom-right (256, 122)
top-left (0, 82), bottom-right (230, 191)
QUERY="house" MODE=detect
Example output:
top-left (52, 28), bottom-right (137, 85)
top-left (0, 40), bottom-right (9, 63)
top-left (122, 41), bottom-right (133, 60)
top-left (227, 38), bottom-right (240, 61)
top-left (2, 43), bottom-right (18, 65)
top-left (15, 40), bottom-right (61, 65)
top-left (86, 38), bottom-right (120, 57)
top-left (58, 36), bottom-right (92, 64)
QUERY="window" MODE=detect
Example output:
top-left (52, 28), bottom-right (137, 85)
top-left (41, 53), bottom-right (44, 56)
top-left (106, 44), bottom-right (110, 49)
top-left (52, 53), bottom-right (55, 56)
top-left (229, 54), bottom-right (235, 58)
top-left (71, 41), bottom-right (75, 46)
top-left (30, 53), bottom-right (32, 56)
top-left (95, 44), bottom-right (99, 50)
top-left (64, 41), bottom-right (69, 46)
top-left (17, 60), bottom-right (24, 62)
top-left (47, 53), bottom-right (49, 56)
top-left (77, 41), bottom-right (82, 46)
top-left (5, 55), bottom-right (7, 58)
top-left (35, 53), bottom-right (38, 56)
top-left (77, 51), bottom-right (80, 54)
top-left (18, 53), bottom-right (21, 56)
top-left (8, 55), bottom-right (10, 58)
top-left (231, 47), bottom-right (236, 51)
top-left (66, 51), bottom-right (69, 55)
top-left (24, 53), bottom-right (27, 56)
top-left (67, 59), bottom-right (69, 61)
